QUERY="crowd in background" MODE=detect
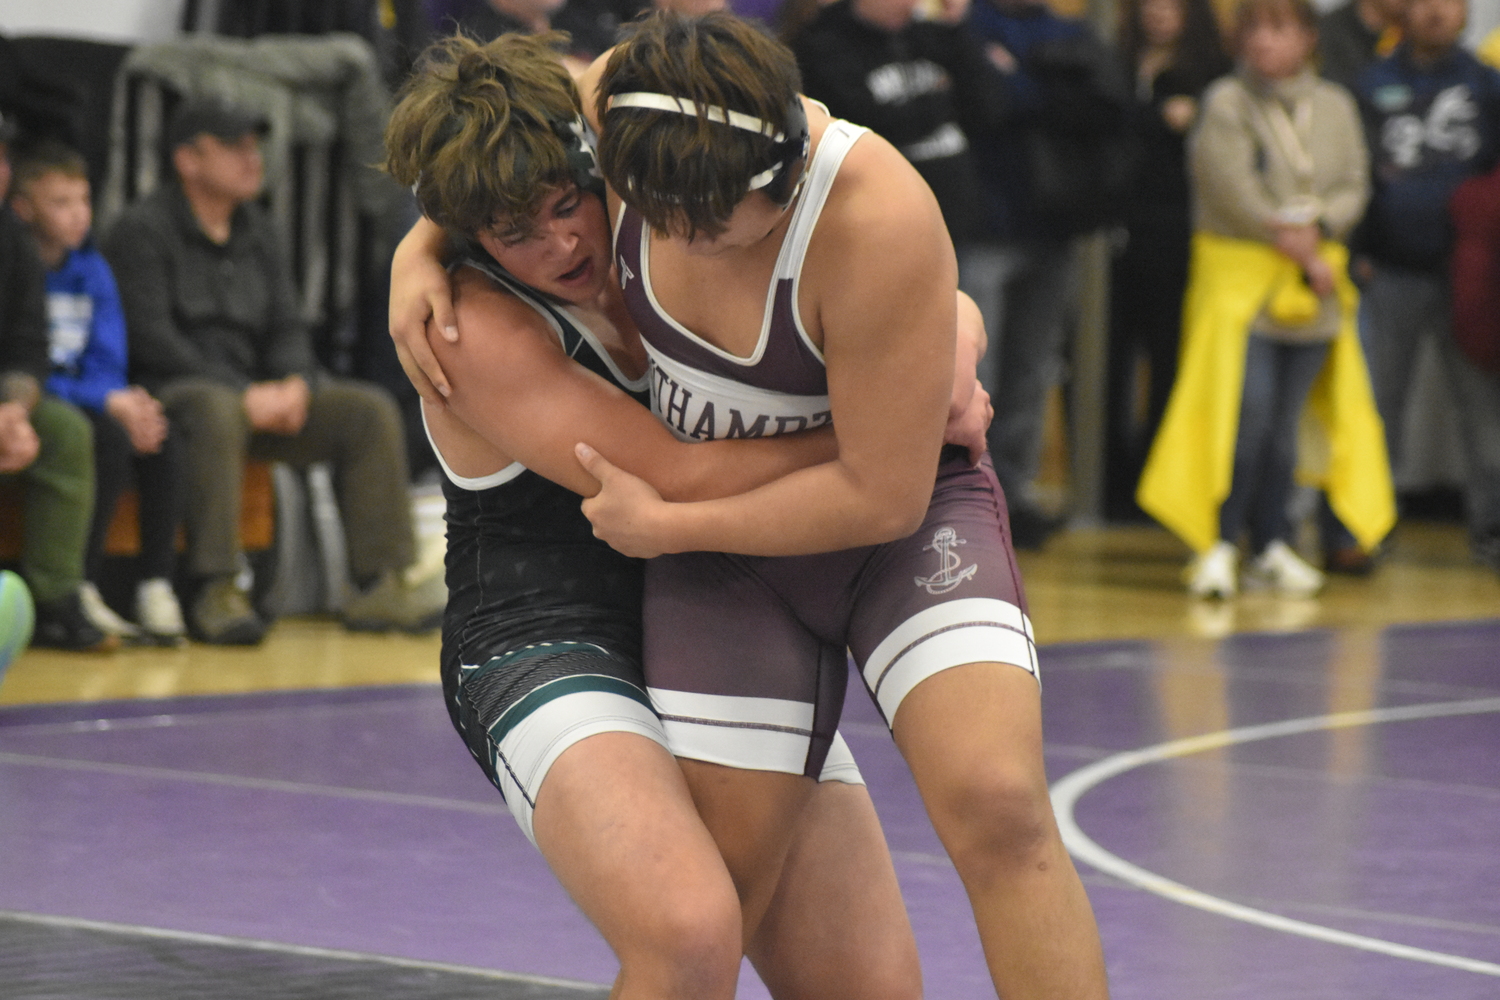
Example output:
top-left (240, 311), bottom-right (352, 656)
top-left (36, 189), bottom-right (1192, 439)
top-left (0, 0), bottom-right (1498, 652)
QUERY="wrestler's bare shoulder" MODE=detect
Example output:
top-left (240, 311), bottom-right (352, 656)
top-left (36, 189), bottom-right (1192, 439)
top-left (450, 263), bottom-right (555, 341)
top-left (803, 107), bottom-right (951, 288)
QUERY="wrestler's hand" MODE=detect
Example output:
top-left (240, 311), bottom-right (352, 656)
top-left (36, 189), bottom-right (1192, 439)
top-left (945, 378), bottom-right (992, 466)
top-left (390, 220), bottom-right (459, 401)
top-left (575, 442), bottom-right (671, 559)
top-left (946, 290), bottom-right (991, 464)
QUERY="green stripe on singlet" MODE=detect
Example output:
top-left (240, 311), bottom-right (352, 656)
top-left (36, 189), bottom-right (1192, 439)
top-left (478, 643), bottom-right (655, 746)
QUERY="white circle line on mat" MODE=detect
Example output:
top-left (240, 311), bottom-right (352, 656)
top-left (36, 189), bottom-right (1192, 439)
top-left (1050, 697), bottom-right (1500, 977)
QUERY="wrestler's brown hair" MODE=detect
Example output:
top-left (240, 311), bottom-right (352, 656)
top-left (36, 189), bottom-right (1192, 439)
top-left (595, 11), bottom-right (804, 239)
top-left (384, 32), bottom-right (582, 240)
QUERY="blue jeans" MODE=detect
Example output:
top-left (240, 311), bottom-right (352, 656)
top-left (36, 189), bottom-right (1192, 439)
top-left (1360, 266), bottom-right (1500, 540)
top-left (1219, 335), bottom-right (1331, 554)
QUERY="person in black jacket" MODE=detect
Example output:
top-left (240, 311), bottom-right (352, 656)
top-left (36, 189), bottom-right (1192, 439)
top-left (964, 0), bottom-right (1133, 547)
top-left (1103, 0), bottom-right (1229, 521)
top-left (789, 0), bottom-right (1009, 253)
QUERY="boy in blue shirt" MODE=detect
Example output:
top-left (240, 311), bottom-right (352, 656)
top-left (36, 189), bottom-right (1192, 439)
top-left (11, 142), bottom-right (185, 640)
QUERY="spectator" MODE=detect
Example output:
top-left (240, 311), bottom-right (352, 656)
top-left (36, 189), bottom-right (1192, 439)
top-left (1104, 0), bottom-right (1230, 521)
top-left (790, 0), bottom-right (1009, 266)
top-left (964, 0), bottom-right (1133, 547)
top-left (1353, 0), bottom-right (1500, 574)
top-left (101, 97), bottom-right (444, 644)
top-left (434, 0), bottom-right (626, 67)
top-left (1318, 0), bottom-right (1406, 90)
top-left (1139, 0), bottom-right (1394, 598)
top-left (10, 141), bottom-right (186, 643)
top-left (1449, 162), bottom-right (1500, 375)
top-left (0, 113), bottom-right (114, 652)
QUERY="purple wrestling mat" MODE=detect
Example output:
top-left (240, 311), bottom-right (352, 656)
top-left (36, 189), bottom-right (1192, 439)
top-left (2, 620), bottom-right (1498, 998)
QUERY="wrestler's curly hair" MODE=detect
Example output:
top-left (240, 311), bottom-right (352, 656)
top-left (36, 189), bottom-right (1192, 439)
top-left (595, 11), bottom-right (804, 239)
top-left (384, 32), bottom-right (582, 241)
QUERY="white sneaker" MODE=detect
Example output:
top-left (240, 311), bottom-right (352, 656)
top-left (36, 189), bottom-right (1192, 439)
top-left (136, 577), bottom-right (186, 639)
top-left (79, 581), bottom-right (141, 638)
top-left (1185, 541), bottom-right (1239, 599)
top-left (1246, 540), bottom-right (1325, 597)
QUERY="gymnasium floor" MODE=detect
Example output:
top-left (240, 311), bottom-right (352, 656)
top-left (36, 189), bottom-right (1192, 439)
top-left (1, 522), bottom-right (1497, 999)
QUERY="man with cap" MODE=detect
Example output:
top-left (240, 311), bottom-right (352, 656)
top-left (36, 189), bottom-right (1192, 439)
top-left (101, 96), bottom-right (442, 643)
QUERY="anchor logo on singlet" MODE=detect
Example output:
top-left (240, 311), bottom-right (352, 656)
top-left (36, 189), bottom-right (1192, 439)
top-left (915, 527), bottom-right (977, 595)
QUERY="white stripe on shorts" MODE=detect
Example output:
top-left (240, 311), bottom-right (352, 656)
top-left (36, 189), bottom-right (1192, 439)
top-left (648, 687), bottom-right (814, 775)
top-left (647, 688), bottom-right (865, 783)
top-left (496, 687), bottom-right (669, 846)
top-left (863, 597), bottom-right (1038, 726)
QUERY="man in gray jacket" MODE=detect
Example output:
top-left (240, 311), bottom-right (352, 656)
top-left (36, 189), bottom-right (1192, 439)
top-left (103, 97), bottom-right (441, 644)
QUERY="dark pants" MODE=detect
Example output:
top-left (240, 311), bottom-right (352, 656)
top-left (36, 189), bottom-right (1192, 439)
top-left (157, 376), bottom-right (416, 581)
top-left (82, 407), bottom-right (182, 582)
top-left (1105, 207), bottom-right (1190, 520)
top-left (958, 239), bottom-right (1077, 505)
top-left (1219, 335), bottom-right (1330, 554)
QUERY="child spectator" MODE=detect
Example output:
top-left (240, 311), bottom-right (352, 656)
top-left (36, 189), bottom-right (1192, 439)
top-left (1353, 0), bottom-right (1500, 574)
top-left (1139, 0), bottom-right (1394, 598)
top-left (10, 141), bottom-right (186, 642)
top-left (0, 114), bottom-right (115, 651)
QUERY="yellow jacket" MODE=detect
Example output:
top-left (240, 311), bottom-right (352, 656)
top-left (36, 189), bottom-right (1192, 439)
top-left (1137, 232), bottom-right (1395, 554)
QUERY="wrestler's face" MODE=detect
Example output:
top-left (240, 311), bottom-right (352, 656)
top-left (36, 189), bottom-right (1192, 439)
top-left (671, 191), bottom-right (791, 257)
top-left (477, 185), bottom-right (611, 303)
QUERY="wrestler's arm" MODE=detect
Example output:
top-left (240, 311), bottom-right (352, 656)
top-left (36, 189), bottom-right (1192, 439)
top-left (436, 267), bottom-right (836, 501)
top-left (390, 215), bottom-right (459, 401)
top-left (580, 140), bottom-right (957, 556)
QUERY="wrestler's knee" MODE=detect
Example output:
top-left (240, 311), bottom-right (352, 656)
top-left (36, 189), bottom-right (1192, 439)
top-left (618, 886), bottom-right (741, 998)
top-left (926, 758), bottom-right (1056, 875)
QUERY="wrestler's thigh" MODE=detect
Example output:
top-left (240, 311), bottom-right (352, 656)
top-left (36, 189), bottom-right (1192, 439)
top-left (850, 457), bottom-right (1038, 726)
top-left (891, 660), bottom-right (1046, 792)
top-left (533, 733), bottom-right (742, 983)
top-left (749, 780), bottom-right (922, 1000)
top-left (676, 757), bottom-right (816, 942)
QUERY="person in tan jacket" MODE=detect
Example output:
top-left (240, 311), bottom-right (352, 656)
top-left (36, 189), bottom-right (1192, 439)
top-left (1175, 0), bottom-right (1373, 598)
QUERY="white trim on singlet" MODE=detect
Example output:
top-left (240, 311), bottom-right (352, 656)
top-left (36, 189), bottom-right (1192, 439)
top-left (633, 119), bottom-right (868, 369)
top-left (424, 260), bottom-right (650, 493)
top-left (775, 119), bottom-right (865, 360)
top-left (421, 410), bottom-right (525, 490)
top-left (463, 259), bottom-right (650, 396)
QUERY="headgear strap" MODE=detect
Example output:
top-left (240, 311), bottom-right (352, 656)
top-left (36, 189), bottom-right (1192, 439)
top-left (606, 92), bottom-right (809, 199)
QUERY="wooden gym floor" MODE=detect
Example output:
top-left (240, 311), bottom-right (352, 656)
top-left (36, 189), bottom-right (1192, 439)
top-left (2, 518), bottom-right (1494, 708)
